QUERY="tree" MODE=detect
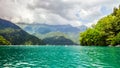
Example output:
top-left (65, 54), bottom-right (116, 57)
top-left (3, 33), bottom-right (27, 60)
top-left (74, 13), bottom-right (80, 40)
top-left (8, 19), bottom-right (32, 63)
top-left (112, 7), bottom-right (118, 16)
top-left (80, 5), bottom-right (120, 46)
top-left (111, 32), bottom-right (120, 45)
top-left (0, 36), bottom-right (11, 45)
top-left (80, 28), bottom-right (106, 46)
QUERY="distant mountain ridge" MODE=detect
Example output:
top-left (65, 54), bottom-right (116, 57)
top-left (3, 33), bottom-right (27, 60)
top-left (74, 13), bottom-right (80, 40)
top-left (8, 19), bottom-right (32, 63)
top-left (17, 23), bottom-right (87, 45)
top-left (17, 23), bottom-right (87, 34)
top-left (43, 36), bottom-right (76, 45)
top-left (0, 18), bottom-right (45, 45)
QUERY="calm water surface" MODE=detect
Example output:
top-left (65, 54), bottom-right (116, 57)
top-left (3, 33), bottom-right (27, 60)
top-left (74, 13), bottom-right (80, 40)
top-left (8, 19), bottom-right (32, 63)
top-left (0, 46), bottom-right (120, 68)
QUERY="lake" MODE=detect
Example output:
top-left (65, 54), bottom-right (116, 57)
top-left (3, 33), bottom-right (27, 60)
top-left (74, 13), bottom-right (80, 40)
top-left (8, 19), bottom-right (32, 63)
top-left (0, 46), bottom-right (120, 68)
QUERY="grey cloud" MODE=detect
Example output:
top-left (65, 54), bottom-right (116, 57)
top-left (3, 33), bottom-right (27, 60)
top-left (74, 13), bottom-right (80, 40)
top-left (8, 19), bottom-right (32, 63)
top-left (0, 0), bottom-right (120, 26)
top-left (27, 0), bottom-right (120, 21)
top-left (27, 0), bottom-right (77, 20)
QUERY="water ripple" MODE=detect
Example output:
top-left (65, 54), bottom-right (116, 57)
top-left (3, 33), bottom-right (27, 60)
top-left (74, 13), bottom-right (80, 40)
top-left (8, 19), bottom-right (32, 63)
top-left (0, 46), bottom-right (120, 67)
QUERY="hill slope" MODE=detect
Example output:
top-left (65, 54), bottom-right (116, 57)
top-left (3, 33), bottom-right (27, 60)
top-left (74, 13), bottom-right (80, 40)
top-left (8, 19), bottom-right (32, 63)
top-left (0, 18), bottom-right (45, 45)
top-left (43, 36), bottom-right (76, 45)
top-left (80, 6), bottom-right (120, 46)
top-left (17, 23), bottom-right (87, 45)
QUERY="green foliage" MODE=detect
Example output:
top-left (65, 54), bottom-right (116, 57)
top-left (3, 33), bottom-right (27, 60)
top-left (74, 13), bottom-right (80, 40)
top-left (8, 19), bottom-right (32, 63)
top-left (80, 6), bottom-right (120, 46)
top-left (43, 36), bottom-right (76, 45)
top-left (34, 32), bottom-right (76, 45)
top-left (80, 29), bottom-right (106, 46)
top-left (0, 18), bottom-right (45, 45)
top-left (0, 36), bottom-right (11, 45)
top-left (111, 32), bottom-right (120, 45)
top-left (24, 41), bottom-right (32, 45)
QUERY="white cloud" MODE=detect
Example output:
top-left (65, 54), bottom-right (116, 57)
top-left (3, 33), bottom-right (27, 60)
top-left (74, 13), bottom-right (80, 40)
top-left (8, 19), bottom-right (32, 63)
top-left (0, 0), bottom-right (120, 27)
top-left (78, 6), bottom-right (102, 22)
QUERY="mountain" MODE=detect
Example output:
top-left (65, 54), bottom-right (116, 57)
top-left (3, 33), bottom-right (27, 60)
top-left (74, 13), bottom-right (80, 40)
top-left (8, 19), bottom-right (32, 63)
top-left (17, 23), bottom-right (87, 45)
top-left (17, 23), bottom-right (87, 34)
top-left (0, 18), bottom-right (45, 45)
top-left (43, 36), bottom-right (76, 45)
top-left (34, 32), bottom-right (77, 45)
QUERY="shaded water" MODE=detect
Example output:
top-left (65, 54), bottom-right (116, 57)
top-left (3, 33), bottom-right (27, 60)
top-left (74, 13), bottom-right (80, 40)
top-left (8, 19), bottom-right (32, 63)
top-left (0, 46), bottom-right (120, 68)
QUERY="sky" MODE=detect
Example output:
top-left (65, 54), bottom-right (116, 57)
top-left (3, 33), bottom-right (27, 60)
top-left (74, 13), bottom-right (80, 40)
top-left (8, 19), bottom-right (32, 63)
top-left (0, 0), bottom-right (120, 27)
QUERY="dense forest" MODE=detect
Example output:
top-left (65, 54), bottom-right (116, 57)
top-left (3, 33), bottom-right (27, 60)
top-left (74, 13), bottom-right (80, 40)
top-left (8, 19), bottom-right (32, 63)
top-left (34, 32), bottom-right (77, 45)
top-left (0, 18), bottom-right (45, 45)
top-left (0, 35), bottom-right (11, 45)
top-left (80, 6), bottom-right (120, 46)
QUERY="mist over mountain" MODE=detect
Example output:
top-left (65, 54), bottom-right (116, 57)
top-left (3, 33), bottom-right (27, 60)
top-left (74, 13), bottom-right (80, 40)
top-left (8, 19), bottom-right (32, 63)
top-left (17, 23), bottom-right (87, 44)
top-left (17, 23), bottom-right (87, 34)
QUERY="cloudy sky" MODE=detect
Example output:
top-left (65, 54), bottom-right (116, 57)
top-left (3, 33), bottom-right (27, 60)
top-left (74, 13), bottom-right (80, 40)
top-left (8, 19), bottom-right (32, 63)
top-left (0, 0), bottom-right (120, 27)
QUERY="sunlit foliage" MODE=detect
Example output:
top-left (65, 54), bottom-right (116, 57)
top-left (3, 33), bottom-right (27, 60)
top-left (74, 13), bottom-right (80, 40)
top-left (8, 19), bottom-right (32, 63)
top-left (0, 36), bottom-right (11, 45)
top-left (80, 6), bottom-right (120, 46)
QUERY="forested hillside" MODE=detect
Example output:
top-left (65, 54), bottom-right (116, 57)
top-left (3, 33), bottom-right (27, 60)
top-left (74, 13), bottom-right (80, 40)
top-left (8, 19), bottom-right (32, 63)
top-left (17, 23), bottom-right (87, 45)
top-left (0, 18), bottom-right (45, 45)
top-left (80, 6), bottom-right (120, 46)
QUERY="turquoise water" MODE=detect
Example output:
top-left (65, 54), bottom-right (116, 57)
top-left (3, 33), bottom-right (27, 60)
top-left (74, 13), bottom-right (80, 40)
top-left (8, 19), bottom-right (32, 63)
top-left (0, 46), bottom-right (120, 68)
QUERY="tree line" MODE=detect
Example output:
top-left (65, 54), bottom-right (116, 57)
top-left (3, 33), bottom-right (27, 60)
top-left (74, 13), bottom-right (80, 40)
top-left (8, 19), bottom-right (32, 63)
top-left (80, 6), bottom-right (120, 46)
